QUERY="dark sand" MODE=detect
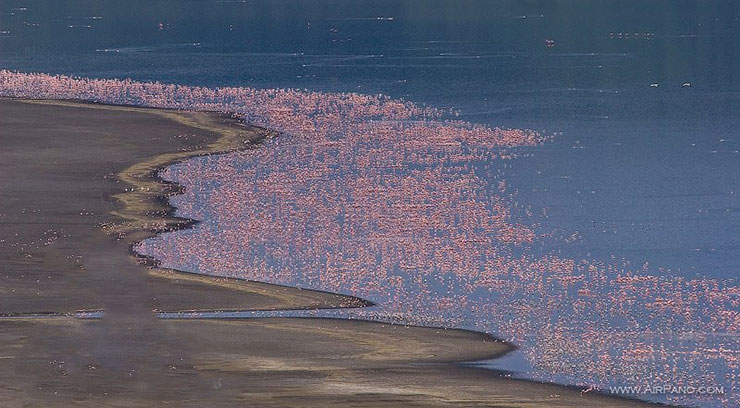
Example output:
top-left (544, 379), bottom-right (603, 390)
top-left (0, 98), bottom-right (659, 407)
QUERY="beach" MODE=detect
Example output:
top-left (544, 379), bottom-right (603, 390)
top-left (0, 97), bottom-right (664, 407)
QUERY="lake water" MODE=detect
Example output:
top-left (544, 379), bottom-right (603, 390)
top-left (2, 1), bottom-right (739, 406)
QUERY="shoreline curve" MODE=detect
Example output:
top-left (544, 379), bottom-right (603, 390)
top-left (0, 96), bottom-right (667, 407)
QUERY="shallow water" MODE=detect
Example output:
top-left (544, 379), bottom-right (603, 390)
top-left (2, 1), bottom-right (740, 406)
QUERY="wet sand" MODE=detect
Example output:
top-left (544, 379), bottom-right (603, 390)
top-left (0, 98), bottom-right (659, 407)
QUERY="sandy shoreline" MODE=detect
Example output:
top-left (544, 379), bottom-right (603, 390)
top-left (0, 97), bottom-right (663, 407)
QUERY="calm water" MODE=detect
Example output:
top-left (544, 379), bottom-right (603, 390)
top-left (2, 1), bottom-right (740, 406)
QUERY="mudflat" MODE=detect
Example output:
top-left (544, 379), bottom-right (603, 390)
top-left (0, 98), bottom-right (657, 407)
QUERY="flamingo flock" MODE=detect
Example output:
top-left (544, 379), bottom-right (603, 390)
top-left (1, 70), bottom-right (738, 407)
